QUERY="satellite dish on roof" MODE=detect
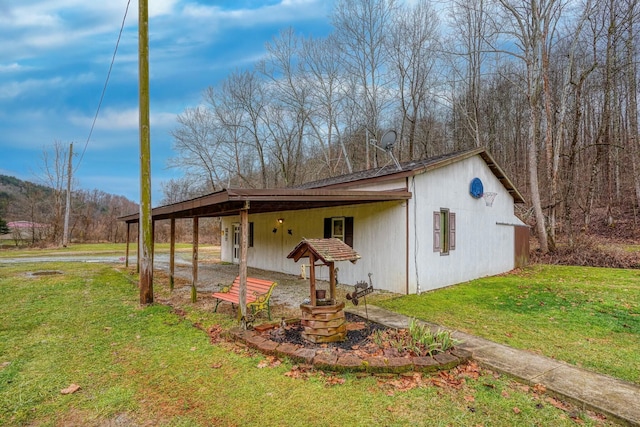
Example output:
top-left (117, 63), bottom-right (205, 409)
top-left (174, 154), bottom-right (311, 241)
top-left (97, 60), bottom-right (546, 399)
top-left (380, 130), bottom-right (397, 151)
top-left (371, 129), bottom-right (402, 172)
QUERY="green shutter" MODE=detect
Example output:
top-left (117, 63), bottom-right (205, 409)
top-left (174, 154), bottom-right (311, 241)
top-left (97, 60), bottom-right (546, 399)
top-left (449, 213), bottom-right (456, 251)
top-left (433, 211), bottom-right (441, 252)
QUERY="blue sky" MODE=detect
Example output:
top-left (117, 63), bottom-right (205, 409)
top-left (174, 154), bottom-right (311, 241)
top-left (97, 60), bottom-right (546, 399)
top-left (0, 0), bottom-right (335, 203)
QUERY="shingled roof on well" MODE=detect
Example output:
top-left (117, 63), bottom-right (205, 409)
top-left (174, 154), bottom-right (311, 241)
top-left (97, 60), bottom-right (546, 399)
top-left (287, 238), bottom-right (360, 264)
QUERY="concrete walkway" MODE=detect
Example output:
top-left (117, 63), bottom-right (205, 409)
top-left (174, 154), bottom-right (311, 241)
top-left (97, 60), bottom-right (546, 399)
top-left (347, 305), bottom-right (640, 427)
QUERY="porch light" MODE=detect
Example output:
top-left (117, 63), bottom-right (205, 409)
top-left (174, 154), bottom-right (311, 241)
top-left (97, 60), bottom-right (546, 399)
top-left (277, 218), bottom-right (284, 224)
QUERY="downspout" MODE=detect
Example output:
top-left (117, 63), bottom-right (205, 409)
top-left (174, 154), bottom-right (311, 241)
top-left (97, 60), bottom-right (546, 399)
top-left (410, 176), bottom-right (421, 294)
top-left (405, 177), bottom-right (410, 295)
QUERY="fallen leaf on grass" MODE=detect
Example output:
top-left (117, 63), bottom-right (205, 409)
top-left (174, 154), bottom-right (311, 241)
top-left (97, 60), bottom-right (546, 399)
top-left (432, 370), bottom-right (464, 389)
top-left (207, 325), bottom-right (223, 344)
top-left (533, 383), bottom-right (546, 394)
top-left (546, 396), bottom-right (571, 411)
top-left (377, 373), bottom-right (424, 395)
top-left (325, 375), bottom-right (346, 386)
top-left (458, 361), bottom-right (481, 379)
top-left (571, 415), bottom-right (585, 424)
top-left (257, 356), bottom-right (281, 369)
top-left (284, 364), bottom-right (315, 380)
top-left (464, 395), bottom-right (475, 402)
top-left (210, 363), bottom-right (222, 369)
top-left (61, 384), bottom-right (81, 395)
top-left (512, 407), bottom-right (521, 414)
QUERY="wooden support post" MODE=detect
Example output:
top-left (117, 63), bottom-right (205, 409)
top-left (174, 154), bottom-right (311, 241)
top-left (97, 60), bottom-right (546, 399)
top-left (136, 223), bottom-right (140, 274)
top-left (239, 205), bottom-right (249, 320)
top-left (169, 218), bottom-right (175, 291)
top-left (191, 217), bottom-right (199, 303)
top-left (329, 261), bottom-right (336, 302)
top-left (151, 219), bottom-right (155, 267)
top-left (125, 222), bottom-right (130, 268)
top-left (309, 253), bottom-right (316, 306)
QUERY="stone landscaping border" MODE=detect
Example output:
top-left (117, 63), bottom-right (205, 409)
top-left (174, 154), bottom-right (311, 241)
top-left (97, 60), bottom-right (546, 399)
top-left (227, 327), bottom-right (472, 374)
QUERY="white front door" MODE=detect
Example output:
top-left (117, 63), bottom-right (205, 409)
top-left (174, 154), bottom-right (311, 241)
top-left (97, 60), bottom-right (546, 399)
top-left (232, 223), bottom-right (240, 264)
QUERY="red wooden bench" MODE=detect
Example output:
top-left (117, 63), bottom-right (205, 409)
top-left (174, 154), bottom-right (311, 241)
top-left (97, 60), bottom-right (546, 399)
top-left (212, 276), bottom-right (277, 320)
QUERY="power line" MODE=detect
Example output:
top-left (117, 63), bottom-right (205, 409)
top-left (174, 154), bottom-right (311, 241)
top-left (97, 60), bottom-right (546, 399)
top-left (75, 0), bottom-right (132, 173)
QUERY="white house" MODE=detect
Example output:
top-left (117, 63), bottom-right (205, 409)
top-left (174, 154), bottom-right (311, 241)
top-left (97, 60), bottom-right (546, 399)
top-left (216, 148), bottom-right (528, 294)
top-left (120, 148), bottom-right (528, 295)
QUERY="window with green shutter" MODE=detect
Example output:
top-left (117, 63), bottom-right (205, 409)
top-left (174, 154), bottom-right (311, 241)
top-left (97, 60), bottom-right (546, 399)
top-left (433, 209), bottom-right (455, 255)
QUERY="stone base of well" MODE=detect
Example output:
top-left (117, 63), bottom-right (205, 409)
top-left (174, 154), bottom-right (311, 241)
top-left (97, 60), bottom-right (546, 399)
top-left (300, 301), bottom-right (346, 343)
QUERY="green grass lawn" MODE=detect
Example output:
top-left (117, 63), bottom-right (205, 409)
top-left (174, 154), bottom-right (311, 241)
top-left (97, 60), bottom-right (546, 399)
top-left (378, 265), bottom-right (640, 385)
top-left (0, 262), bottom-right (614, 426)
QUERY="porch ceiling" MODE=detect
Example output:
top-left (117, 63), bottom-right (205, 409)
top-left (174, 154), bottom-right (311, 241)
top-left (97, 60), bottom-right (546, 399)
top-left (119, 188), bottom-right (412, 224)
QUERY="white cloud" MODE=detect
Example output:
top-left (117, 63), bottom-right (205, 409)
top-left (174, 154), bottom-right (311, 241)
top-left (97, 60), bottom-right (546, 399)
top-left (0, 77), bottom-right (64, 99)
top-left (69, 108), bottom-right (176, 131)
top-left (0, 63), bottom-right (26, 73)
top-left (181, 0), bottom-right (331, 28)
top-left (0, 0), bottom-right (179, 60)
top-left (0, 73), bottom-right (95, 100)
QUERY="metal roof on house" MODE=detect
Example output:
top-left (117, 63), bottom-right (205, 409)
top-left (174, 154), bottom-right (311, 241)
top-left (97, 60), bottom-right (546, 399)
top-left (297, 148), bottom-right (525, 204)
top-left (287, 238), bottom-right (361, 264)
top-left (118, 147), bottom-right (523, 223)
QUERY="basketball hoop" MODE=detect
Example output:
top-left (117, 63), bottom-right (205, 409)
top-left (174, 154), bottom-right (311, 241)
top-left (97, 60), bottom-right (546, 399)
top-left (483, 192), bottom-right (497, 207)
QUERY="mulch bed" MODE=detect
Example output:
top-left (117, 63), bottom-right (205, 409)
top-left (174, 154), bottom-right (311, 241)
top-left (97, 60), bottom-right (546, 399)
top-left (267, 312), bottom-right (388, 353)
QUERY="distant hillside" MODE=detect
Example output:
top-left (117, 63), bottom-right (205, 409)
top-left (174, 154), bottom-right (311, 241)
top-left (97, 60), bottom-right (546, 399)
top-left (0, 174), bottom-right (138, 244)
top-left (0, 175), bottom-right (52, 219)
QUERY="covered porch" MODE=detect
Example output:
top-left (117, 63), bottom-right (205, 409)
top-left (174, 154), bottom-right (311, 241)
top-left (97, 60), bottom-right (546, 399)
top-left (119, 187), bottom-right (411, 316)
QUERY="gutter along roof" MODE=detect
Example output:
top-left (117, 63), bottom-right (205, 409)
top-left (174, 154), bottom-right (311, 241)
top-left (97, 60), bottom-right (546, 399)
top-left (119, 188), bottom-right (411, 223)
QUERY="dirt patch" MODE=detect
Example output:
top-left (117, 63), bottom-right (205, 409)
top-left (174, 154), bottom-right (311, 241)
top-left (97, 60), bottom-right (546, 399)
top-left (26, 270), bottom-right (64, 277)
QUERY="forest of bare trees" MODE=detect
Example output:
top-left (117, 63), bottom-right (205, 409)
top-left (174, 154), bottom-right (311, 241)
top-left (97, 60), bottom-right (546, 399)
top-left (166, 0), bottom-right (640, 255)
top-left (0, 142), bottom-right (138, 245)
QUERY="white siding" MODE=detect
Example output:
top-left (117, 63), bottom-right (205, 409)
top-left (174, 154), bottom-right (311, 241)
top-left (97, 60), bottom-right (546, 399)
top-left (219, 153), bottom-right (524, 295)
top-left (220, 201), bottom-right (408, 294)
top-left (408, 155), bottom-right (519, 292)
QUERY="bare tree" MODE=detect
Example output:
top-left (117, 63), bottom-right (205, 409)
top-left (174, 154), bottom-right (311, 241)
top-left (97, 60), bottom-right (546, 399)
top-left (258, 28), bottom-right (312, 186)
top-left (387, 0), bottom-right (441, 160)
top-left (301, 34), bottom-right (353, 175)
top-left (332, 0), bottom-right (399, 170)
top-left (216, 70), bottom-right (271, 188)
top-left (623, 0), bottom-right (640, 212)
top-left (39, 141), bottom-right (71, 244)
top-left (447, 0), bottom-right (496, 148)
top-left (169, 106), bottom-right (224, 192)
top-left (496, 0), bottom-right (567, 253)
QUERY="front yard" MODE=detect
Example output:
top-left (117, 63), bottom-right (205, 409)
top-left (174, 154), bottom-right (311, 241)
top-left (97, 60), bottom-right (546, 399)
top-left (0, 257), bottom-right (627, 426)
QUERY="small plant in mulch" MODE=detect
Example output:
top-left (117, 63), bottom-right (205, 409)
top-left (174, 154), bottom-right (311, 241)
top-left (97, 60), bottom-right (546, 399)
top-left (265, 314), bottom-right (461, 359)
top-left (370, 318), bottom-right (460, 358)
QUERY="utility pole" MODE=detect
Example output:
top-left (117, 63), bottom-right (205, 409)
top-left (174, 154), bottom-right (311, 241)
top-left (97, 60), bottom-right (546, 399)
top-left (62, 142), bottom-right (73, 247)
top-left (138, 0), bottom-right (153, 304)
